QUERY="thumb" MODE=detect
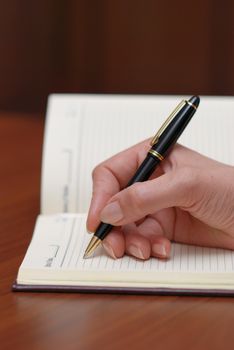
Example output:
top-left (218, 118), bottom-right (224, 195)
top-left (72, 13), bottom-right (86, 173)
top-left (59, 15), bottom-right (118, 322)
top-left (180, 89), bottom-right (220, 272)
top-left (100, 167), bottom-right (201, 225)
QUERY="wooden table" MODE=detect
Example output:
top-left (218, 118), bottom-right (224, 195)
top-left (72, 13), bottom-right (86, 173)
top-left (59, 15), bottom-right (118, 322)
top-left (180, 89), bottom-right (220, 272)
top-left (1, 113), bottom-right (234, 350)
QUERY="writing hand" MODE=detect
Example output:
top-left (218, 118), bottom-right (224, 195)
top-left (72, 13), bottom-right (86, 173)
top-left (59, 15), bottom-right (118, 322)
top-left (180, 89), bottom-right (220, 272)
top-left (87, 140), bottom-right (234, 260)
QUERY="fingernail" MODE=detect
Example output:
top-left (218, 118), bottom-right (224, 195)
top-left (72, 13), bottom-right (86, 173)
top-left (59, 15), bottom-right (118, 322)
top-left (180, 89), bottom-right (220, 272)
top-left (100, 201), bottom-right (123, 224)
top-left (128, 245), bottom-right (145, 260)
top-left (102, 241), bottom-right (117, 259)
top-left (86, 226), bottom-right (93, 234)
top-left (152, 244), bottom-right (167, 257)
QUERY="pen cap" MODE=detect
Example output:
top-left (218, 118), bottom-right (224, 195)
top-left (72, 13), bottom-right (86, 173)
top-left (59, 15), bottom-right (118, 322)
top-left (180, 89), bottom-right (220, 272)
top-left (152, 96), bottom-right (199, 156)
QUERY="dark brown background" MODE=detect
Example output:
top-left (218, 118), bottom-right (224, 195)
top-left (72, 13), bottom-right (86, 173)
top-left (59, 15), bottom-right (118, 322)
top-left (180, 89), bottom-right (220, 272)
top-left (0, 0), bottom-right (234, 113)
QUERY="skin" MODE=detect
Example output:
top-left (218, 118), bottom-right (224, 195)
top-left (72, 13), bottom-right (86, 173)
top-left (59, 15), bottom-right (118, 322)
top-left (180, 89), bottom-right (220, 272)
top-left (86, 140), bottom-right (234, 260)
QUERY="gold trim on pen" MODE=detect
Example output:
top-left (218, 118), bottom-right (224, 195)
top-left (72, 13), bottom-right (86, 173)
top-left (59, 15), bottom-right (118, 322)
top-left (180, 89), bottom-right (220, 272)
top-left (148, 149), bottom-right (164, 161)
top-left (150, 100), bottom-right (187, 146)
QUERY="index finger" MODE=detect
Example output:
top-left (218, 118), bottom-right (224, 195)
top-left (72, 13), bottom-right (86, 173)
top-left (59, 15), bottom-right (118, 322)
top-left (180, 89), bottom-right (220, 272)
top-left (86, 139), bottom-right (150, 232)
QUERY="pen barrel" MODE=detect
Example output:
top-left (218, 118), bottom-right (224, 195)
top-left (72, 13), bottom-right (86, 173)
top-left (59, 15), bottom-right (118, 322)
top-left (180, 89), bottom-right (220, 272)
top-left (95, 222), bottom-right (113, 240)
top-left (127, 155), bottom-right (160, 186)
top-left (152, 102), bottom-right (197, 156)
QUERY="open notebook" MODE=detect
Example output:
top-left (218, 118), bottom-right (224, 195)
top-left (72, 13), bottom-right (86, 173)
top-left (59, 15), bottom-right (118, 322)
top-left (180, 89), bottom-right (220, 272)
top-left (13, 94), bottom-right (234, 295)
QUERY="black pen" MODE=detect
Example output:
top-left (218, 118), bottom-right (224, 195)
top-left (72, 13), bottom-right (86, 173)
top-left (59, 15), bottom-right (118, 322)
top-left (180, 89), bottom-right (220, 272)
top-left (83, 96), bottom-right (200, 258)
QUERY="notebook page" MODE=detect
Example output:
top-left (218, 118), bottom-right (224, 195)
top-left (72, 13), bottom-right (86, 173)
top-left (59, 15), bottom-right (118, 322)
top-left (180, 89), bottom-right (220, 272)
top-left (41, 94), bottom-right (234, 215)
top-left (19, 214), bottom-right (234, 281)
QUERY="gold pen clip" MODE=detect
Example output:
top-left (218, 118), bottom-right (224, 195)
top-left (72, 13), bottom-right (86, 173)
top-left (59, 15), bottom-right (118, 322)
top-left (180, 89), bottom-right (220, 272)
top-left (150, 100), bottom-right (187, 146)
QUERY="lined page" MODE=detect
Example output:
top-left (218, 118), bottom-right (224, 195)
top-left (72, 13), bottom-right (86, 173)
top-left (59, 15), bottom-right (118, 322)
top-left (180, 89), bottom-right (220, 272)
top-left (20, 214), bottom-right (234, 275)
top-left (41, 94), bottom-right (234, 215)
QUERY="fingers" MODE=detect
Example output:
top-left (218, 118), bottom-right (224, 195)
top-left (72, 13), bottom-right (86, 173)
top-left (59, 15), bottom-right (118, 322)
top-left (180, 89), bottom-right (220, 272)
top-left (102, 220), bottom-right (172, 260)
top-left (87, 142), bottom-right (218, 232)
top-left (123, 224), bottom-right (151, 260)
top-left (102, 228), bottom-right (125, 259)
top-left (88, 140), bottom-right (234, 260)
top-left (137, 216), bottom-right (171, 258)
top-left (87, 166), bottom-right (120, 232)
top-left (99, 167), bottom-right (201, 226)
top-left (86, 139), bottom-right (151, 232)
top-left (87, 142), bottom-right (191, 232)
top-left (102, 224), bottom-right (152, 260)
top-left (102, 209), bottom-right (234, 261)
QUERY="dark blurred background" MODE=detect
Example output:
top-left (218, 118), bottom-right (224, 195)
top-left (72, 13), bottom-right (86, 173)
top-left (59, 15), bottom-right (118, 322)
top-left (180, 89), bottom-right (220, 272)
top-left (0, 0), bottom-right (234, 113)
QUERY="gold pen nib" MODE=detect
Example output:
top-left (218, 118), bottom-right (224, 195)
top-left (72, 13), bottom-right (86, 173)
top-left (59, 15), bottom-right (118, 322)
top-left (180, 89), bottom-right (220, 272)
top-left (83, 236), bottom-right (102, 259)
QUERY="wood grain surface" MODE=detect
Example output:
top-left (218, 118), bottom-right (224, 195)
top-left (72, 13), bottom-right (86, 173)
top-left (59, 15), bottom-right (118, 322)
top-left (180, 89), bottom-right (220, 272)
top-left (1, 114), bottom-right (234, 350)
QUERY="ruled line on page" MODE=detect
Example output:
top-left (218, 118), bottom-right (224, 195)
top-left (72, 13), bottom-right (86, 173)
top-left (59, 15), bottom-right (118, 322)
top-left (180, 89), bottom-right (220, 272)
top-left (24, 214), bottom-right (234, 274)
top-left (65, 215), bottom-right (234, 274)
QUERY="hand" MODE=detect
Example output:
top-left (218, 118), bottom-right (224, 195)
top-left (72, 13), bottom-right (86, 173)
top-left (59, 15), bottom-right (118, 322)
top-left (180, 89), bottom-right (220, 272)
top-left (86, 140), bottom-right (234, 260)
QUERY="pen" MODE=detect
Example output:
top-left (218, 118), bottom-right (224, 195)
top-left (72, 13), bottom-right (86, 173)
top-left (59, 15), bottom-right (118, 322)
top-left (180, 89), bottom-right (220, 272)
top-left (83, 95), bottom-right (200, 258)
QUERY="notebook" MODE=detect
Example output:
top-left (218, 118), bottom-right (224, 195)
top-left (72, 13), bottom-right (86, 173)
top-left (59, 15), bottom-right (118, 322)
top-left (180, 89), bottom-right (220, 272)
top-left (13, 94), bottom-right (234, 295)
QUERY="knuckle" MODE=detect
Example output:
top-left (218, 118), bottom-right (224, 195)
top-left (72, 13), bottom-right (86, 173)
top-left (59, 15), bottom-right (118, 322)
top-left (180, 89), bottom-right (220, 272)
top-left (91, 164), bottom-right (101, 179)
top-left (91, 164), bottom-right (111, 198)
